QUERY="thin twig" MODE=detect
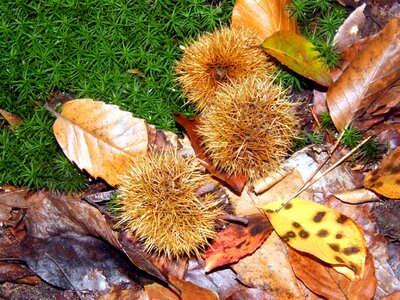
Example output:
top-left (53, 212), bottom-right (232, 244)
top-left (276, 136), bottom-right (371, 212)
top-left (45, 253), bottom-right (83, 300)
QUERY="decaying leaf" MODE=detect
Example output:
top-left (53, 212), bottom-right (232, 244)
top-left (364, 146), bottom-right (400, 199)
top-left (261, 31), bottom-right (332, 86)
top-left (333, 188), bottom-right (380, 204)
top-left (143, 274), bottom-right (218, 300)
top-left (0, 108), bottom-right (22, 127)
top-left (327, 18), bottom-right (400, 131)
top-left (289, 248), bottom-right (377, 300)
top-left (232, 232), bottom-right (304, 299)
top-left (47, 99), bottom-right (149, 186)
top-left (205, 214), bottom-right (272, 272)
top-left (174, 113), bottom-right (247, 193)
top-left (262, 198), bottom-right (367, 280)
top-left (20, 191), bottom-right (170, 291)
top-left (231, 0), bottom-right (298, 42)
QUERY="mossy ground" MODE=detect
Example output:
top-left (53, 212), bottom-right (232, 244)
top-left (0, 0), bottom-right (233, 191)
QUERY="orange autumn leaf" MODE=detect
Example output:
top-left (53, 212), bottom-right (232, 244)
top-left (174, 113), bottom-right (247, 193)
top-left (47, 99), bottom-right (149, 186)
top-left (0, 108), bottom-right (22, 127)
top-left (327, 17), bottom-right (400, 131)
top-left (364, 146), bottom-right (400, 199)
top-left (288, 248), bottom-right (377, 300)
top-left (231, 0), bottom-right (298, 42)
top-left (205, 214), bottom-right (272, 272)
top-left (144, 274), bottom-right (218, 300)
top-left (262, 198), bottom-right (367, 280)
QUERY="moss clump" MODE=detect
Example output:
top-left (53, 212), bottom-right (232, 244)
top-left (0, 0), bottom-right (233, 191)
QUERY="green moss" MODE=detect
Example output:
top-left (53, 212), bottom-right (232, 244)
top-left (0, 0), bottom-right (233, 191)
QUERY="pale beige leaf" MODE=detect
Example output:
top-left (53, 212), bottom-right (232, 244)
top-left (333, 188), bottom-right (380, 204)
top-left (52, 99), bottom-right (148, 186)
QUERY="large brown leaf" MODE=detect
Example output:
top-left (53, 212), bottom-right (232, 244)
top-left (326, 18), bottom-right (400, 131)
top-left (288, 248), bottom-right (377, 300)
top-left (47, 99), bottom-right (149, 186)
top-left (231, 0), bottom-right (298, 42)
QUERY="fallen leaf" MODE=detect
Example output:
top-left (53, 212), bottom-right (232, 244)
top-left (261, 31), bottom-right (332, 86)
top-left (288, 248), bottom-right (376, 300)
top-left (142, 274), bottom-right (219, 300)
top-left (205, 214), bottom-right (273, 272)
top-left (326, 18), bottom-right (400, 131)
top-left (382, 290), bottom-right (400, 300)
top-left (262, 198), bottom-right (367, 280)
top-left (0, 263), bottom-right (41, 285)
top-left (232, 232), bottom-right (304, 299)
top-left (225, 288), bottom-right (272, 300)
top-left (333, 188), bottom-right (380, 204)
top-left (20, 191), bottom-right (171, 290)
top-left (174, 113), bottom-right (247, 193)
top-left (364, 146), bottom-right (400, 198)
top-left (184, 259), bottom-right (243, 299)
top-left (231, 0), bottom-right (298, 42)
top-left (46, 99), bottom-right (149, 186)
top-left (0, 108), bottom-right (22, 127)
top-left (333, 3), bottom-right (368, 51)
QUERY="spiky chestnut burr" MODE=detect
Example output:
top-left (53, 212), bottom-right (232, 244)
top-left (175, 26), bottom-right (273, 111)
top-left (197, 74), bottom-right (299, 180)
top-left (116, 151), bottom-right (221, 259)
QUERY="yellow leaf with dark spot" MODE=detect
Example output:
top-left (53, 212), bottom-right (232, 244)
top-left (364, 146), bottom-right (400, 199)
top-left (262, 198), bottom-right (367, 280)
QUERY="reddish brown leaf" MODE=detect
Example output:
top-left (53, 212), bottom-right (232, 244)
top-left (0, 108), bottom-right (22, 127)
top-left (382, 290), bottom-right (400, 300)
top-left (205, 214), bottom-right (272, 272)
top-left (144, 274), bottom-right (219, 300)
top-left (174, 113), bottom-right (247, 193)
top-left (327, 18), bottom-right (400, 131)
top-left (231, 0), bottom-right (298, 42)
top-left (288, 248), bottom-right (377, 300)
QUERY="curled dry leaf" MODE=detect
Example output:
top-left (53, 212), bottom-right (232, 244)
top-left (288, 248), bottom-right (377, 300)
top-left (0, 108), bottom-right (22, 127)
top-left (261, 31), bottom-right (332, 87)
top-left (205, 214), bottom-right (273, 272)
top-left (364, 146), bottom-right (400, 199)
top-left (232, 232), bottom-right (304, 299)
top-left (333, 188), bottom-right (380, 204)
top-left (262, 198), bottom-right (367, 280)
top-left (231, 0), bottom-right (298, 42)
top-left (47, 99), bottom-right (149, 186)
top-left (143, 274), bottom-right (219, 300)
top-left (327, 18), bottom-right (400, 131)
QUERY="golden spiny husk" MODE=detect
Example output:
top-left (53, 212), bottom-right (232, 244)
top-left (175, 26), bottom-right (273, 111)
top-left (116, 151), bottom-right (221, 259)
top-left (198, 74), bottom-right (299, 180)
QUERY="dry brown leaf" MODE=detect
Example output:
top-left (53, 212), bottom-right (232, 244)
top-left (382, 290), bottom-right (400, 300)
top-left (231, 0), bottom-right (298, 42)
top-left (364, 146), bottom-right (400, 198)
top-left (48, 99), bottom-right (149, 186)
top-left (333, 188), bottom-right (380, 204)
top-left (288, 248), bottom-right (377, 300)
top-left (232, 232), bottom-right (304, 299)
top-left (326, 17), bottom-right (400, 131)
top-left (0, 108), bottom-right (22, 126)
top-left (142, 274), bottom-right (219, 300)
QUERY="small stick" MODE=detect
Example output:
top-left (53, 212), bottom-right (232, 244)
top-left (45, 253), bottom-right (83, 300)
top-left (275, 136), bottom-right (371, 212)
top-left (221, 213), bottom-right (248, 226)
